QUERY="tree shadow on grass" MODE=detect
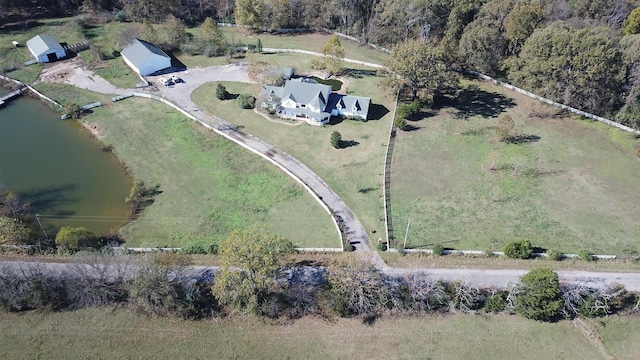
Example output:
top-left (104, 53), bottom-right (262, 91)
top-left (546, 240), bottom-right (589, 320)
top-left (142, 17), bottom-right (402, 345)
top-left (504, 134), bottom-right (541, 144)
top-left (439, 85), bottom-right (516, 119)
top-left (341, 140), bottom-right (359, 148)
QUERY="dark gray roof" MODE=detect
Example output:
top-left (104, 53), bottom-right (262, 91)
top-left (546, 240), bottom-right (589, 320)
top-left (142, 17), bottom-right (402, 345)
top-left (282, 80), bottom-right (331, 107)
top-left (121, 38), bottom-right (170, 69)
top-left (328, 94), bottom-right (371, 118)
top-left (26, 35), bottom-right (64, 56)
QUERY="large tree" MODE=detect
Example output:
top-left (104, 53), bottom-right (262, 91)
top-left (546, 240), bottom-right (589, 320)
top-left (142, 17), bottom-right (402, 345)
top-left (507, 21), bottom-right (627, 115)
top-left (382, 39), bottom-right (458, 101)
top-left (200, 17), bottom-right (227, 56)
top-left (211, 227), bottom-right (293, 313)
top-left (312, 35), bottom-right (345, 76)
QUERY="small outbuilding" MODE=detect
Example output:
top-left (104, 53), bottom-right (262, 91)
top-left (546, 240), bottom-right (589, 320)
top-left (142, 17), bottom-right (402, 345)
top-left (26, 35), bottom-right (65, 63)
top-left (121, 38), bottom-right (172, 76)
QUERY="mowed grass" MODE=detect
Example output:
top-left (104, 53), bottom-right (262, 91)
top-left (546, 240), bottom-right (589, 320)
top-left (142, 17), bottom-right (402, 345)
top-left (0, 309), bottom-right (603, 360)
top-left (593, 316), bottom-right (640, 359)
top-left (83, 97), bottom-right (337, 248)
top-left (192, 72), bottom-right (395, 241)
top-left (390, 81), bottom-right (640, 255)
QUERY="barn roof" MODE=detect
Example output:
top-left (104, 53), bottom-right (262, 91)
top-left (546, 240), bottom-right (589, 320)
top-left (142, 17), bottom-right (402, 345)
top-left (121, 38), bottom-right (170, 69)
top-left (26, 35), bottom-right (64, 56)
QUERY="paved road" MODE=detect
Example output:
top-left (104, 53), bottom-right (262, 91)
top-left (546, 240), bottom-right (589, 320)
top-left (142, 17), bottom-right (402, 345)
top-left (3, 259), bottom-right (640, 291)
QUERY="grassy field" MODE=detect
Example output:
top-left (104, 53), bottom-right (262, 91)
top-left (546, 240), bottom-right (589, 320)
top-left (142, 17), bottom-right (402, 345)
top-left (0, 308), bottom-right (604, 360)
top-left (192, 72), bottom-right (395, 243)
top-left (593, 316), bottom-right (640, 359)
top-left (390, 81), bottom-right (640, 255)
top-left (82, 97), bottom-right (337, 248)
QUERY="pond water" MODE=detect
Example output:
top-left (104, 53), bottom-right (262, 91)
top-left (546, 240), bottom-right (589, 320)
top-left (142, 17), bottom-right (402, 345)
top-left (0, 90), bottom-right (132, 237)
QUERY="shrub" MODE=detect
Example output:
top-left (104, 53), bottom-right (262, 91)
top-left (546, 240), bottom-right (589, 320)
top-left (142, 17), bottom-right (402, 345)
top-left (237, 94), bottom-right (255, 109)
top-left (484, 291), bottom-right (506, 313)
top-left (432, 243), bottom-right (444, 256)
top-left (503, 240), bottom-right (533, 259)
top-left (579, 249), bottom-right (594, 262)
top-left (216, 83), bottom-right (229, 100)
top-left (330, 131), bottom-right (342, 149)
top-left (55, 226), bottom-right (96, 251)
top-left (376, 243), bottom-right (387, 251)
top-left (394, 116), bottom-right (407, 130)
top-left (547, 249), bottom-right (563, 261)
top-left (114, 10), bottom-right (127, 22)
top-left (515, 268), bottom-right (563, 322)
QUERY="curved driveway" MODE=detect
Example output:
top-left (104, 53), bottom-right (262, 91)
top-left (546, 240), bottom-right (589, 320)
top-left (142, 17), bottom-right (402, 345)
top-left (50, 61), bottom-right (375, 258)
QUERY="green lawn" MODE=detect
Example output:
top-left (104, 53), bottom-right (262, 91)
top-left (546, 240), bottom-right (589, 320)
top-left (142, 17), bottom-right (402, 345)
top-left (192, 72), bottom-right (395, 244)
top-left (390, 81), bottom-right (640, 255)
top-left (83, 97), bottom-right (337, 248)
top-left (593, 316), bottom-right (640, 360)
top-left (0, 309), bottom-right (603, 360)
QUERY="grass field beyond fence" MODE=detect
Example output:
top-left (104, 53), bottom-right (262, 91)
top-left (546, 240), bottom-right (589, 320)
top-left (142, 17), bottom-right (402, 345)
top-left (83, 97), bottom-right (337, 248)
top-left (0, 309), bottom-right (605, 360)
top-left (390, 81), bottom-right (640, 255)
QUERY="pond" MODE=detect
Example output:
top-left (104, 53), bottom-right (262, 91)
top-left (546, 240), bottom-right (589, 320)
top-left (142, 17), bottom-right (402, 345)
top-left (0, 91), bottom-right (133, 237)
top-left (309, 76), bottom-right (343, 91)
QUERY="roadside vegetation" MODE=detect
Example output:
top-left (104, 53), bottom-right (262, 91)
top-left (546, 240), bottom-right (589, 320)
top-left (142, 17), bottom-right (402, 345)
top-left (83, 97), bottom-right (337, 248)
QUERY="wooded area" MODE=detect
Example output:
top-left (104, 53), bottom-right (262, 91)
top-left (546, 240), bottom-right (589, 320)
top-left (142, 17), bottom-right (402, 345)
top-left (1, 0), bottom-right (639, 126)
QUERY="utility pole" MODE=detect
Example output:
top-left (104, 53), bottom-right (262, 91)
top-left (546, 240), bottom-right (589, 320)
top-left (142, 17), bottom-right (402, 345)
top-left (35, 214), bottom-right (48, 239)
top-left (403, 218), bottom-right (410, 250)
top-left (162, 91), bottom-right (167, 113)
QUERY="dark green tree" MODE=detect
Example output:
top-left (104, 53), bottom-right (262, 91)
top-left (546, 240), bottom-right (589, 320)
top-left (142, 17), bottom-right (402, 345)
top-left (330, 131), bottom-right (343, 149)
top-left (216, 83), bottom-right (229, 100)
top-left (515, 267), bottom-right (563, 322)
top-left (382, 39), bottom-right (458, 101)
top-left (507, 22), bottom-right (626, 115)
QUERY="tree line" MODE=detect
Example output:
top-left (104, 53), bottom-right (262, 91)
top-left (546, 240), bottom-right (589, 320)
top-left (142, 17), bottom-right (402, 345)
top-left (3, 0), bottom-right (640, 127)
top-left (2, 228), bottom-right (639, 323)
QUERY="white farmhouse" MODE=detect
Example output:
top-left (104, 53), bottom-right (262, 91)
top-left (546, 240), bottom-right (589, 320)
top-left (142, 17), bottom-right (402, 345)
top-left (259, 78), bottom-right (370, 125)
top-left (121, 39), bottom-right (171, 76)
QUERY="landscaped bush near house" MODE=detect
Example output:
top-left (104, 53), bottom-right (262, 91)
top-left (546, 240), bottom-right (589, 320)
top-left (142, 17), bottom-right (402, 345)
top-left (503, 240), bottom-right (533, 259)
top-left (216, 83), bottom-right (229, 100)
top-left (237, 94), bottom-right (255, 109)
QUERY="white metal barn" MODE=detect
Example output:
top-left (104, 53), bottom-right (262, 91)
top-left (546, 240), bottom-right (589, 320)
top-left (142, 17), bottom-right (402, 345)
top-left (121, 39), bottom-right (171, 76)
top-left (26, 35), bottom-right (65, 63)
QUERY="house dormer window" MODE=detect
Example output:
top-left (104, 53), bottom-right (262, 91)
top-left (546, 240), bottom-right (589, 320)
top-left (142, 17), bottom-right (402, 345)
top-left (352, 100), bottom-right (361, 112)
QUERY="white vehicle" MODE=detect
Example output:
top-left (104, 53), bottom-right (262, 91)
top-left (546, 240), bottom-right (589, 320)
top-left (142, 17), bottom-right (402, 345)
top-left (169, 75), bottom-right (181, 83)
top-left (158, 77), bottom-right (172, 86)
